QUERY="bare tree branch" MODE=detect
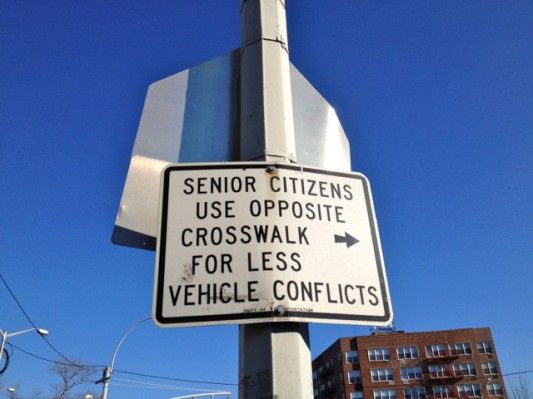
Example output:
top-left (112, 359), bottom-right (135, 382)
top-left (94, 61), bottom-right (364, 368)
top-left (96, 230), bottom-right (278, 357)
top-left (50, 359), bottom-right (95, 399)
top-left (510, 375), bottom-right (531, 399)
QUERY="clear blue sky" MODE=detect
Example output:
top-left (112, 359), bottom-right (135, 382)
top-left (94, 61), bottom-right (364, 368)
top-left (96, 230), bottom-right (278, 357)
top-left (1, 1), bottom-right (531, 397)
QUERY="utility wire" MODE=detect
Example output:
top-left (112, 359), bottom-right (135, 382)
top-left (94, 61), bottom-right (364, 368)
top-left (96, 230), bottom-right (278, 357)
top-left (1, 274), bottom-right (237, 386)
top-left (109, 382), bottom-right (231, 395)
top-left (112, 377), bottom-right (220, 392)
top-left (114, 369), bottom-right (238, 387)
top-left (109, 382), bottom-right (188, 391)
top-left (109, 382), bottom-right (232, 399)
top-left (0, 272), bottom-right (99, 369)
top-left (1, 272), bottom-right (236, 385)
top-left (7, 342), bottom-right (104, 368)
top-left (8, 342), bottom-right (238, 386)
top-left (502, 369), bottom-right (533, 377)
top-left (7, 342), bottom-right (62, 365)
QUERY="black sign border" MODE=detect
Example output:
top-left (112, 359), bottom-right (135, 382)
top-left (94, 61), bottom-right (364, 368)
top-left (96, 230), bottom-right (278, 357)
top-left (154, 163), bottom-right (392, 326)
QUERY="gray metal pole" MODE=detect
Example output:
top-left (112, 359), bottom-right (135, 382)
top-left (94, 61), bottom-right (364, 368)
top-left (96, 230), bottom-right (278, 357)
top-left (0, 330), bottom-right (7, 366)
top-left (100, 367), bottom-right (111, 399)
top-left (239, 1), bottom-right (313, 398)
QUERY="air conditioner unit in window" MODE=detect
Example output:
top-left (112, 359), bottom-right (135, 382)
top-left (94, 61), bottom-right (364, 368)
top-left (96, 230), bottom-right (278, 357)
top-left (388, 381), bottom-right (394, 385)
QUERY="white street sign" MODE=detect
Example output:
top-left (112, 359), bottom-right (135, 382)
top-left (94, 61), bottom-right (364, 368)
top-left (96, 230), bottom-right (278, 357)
top-left (153, 163), bottom-right (392, 327)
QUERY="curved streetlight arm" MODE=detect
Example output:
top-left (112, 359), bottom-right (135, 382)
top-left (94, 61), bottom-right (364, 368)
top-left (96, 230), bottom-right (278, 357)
top-left (5, 327), bottom-right (48, 338)
top-left (1, 326), bottom-right (49, 370)
top-left (100, 316), bottom-right (151, 399)
top-left (109, 316), bottom-right (151, 372)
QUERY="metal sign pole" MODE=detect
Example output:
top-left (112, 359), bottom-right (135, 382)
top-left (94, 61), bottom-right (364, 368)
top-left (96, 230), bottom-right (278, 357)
top-left (112, 0), bottom-right (390, 396)
top-left (239, 0), bottom-right (313, 397)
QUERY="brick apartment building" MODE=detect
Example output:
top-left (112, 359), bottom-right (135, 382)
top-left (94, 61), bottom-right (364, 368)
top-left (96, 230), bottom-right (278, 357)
top-left (312, 328), bottom-right (506, 399)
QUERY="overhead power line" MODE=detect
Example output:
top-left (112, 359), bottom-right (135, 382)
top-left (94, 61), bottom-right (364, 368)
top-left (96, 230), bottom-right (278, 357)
top-left (110, 382), bottom-right (189, 391)
top-left (109, 381), bottom-right (232, 397)
top-left (7, 342), bottom-right (104, 368)
top-left (503, 369), bottom-right (533, 377)
top-left (0, 272), bottom-right (101, 369)
top-left (112, 377), bottom-right (221, 392)
top-left (114, 369), bottom-right (238, 387)
top-left (8, 342), bottom-right (237, 386)
top-left (1, 273), bottom-right (237, 387)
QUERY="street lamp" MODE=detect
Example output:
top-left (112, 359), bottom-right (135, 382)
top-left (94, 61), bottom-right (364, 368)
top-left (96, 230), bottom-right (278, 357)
top-left (0, 327), bottom-right (48, 374)
top-left (1, 387), bottom-right (17, 399)
top-left (99, 317), bottom-right (150, 399)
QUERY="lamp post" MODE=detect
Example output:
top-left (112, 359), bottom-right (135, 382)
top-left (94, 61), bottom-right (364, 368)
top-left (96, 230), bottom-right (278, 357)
top-left (99, 317), bottom-right (150, 399)
top-left (0, 327), bottom-right (48, 374)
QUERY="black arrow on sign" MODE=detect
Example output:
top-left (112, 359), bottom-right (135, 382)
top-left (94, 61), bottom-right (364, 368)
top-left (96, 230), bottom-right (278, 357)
top-left (334, 232), bottom-right (359, 248)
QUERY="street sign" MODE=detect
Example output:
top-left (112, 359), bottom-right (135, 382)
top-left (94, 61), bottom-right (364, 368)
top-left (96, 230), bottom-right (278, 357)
top-left (153, 162), bottom-right (392, 327)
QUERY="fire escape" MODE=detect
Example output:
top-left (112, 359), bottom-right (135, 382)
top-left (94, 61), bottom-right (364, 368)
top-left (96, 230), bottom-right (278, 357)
top-left (420, 348), bottom-right (462, 398)
top-left (316, 360), bottom-right (338, 398)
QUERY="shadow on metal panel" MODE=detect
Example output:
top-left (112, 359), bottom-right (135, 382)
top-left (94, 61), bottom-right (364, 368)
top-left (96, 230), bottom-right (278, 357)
top-left (112, 49), bottom-right (350, 251)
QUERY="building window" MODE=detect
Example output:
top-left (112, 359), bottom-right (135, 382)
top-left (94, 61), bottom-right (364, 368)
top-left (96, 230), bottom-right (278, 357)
top-left (347, 350), bottom-right (359, 363)
top-left (312, 371), bottom-right (318, 380)
top-left (487, 383), bottom-right (503, 396)
top-left (401, 366), bottom-right (423, 380)
top-left (349, 370), bottom-right (362, 384)
top-left (477, 341), bottom-right (492, 354)
top-left (449, 342), bottom-right (472, 355)
top-left (426, 344), bottom-right (446, 357)
top-left (428, 364), bottom-right (449, 378)
top-left (453, 363), bottom-right (477, 376)
top-left (352, 391), bottom-right (364, 399)
top-left (319, 384), bottom-right (325, 393)
top-left (371, 368), bottom-right (394, 382)
top-left (432, 386), bottom-right (452, 399)
top-left (368, 347), bottom-right (390, 361)
top-left (397, 346), bottom-right (419, 359)
top-left (482, 361), bottom-right (498, 375)
top-left (404, 387), bottom-right (426, 399)
top-left (457, 383), bottom-right (482, 397)
top-left (373, 388), bottom-right (396, 399)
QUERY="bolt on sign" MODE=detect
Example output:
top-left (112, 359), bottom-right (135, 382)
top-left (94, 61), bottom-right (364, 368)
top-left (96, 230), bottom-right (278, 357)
top-left (153, 162), bottom-right (392, 327)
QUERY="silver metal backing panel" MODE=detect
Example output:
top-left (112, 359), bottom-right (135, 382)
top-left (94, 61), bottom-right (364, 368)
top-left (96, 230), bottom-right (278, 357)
top-left (112, 50), bottom-right (351, 250)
